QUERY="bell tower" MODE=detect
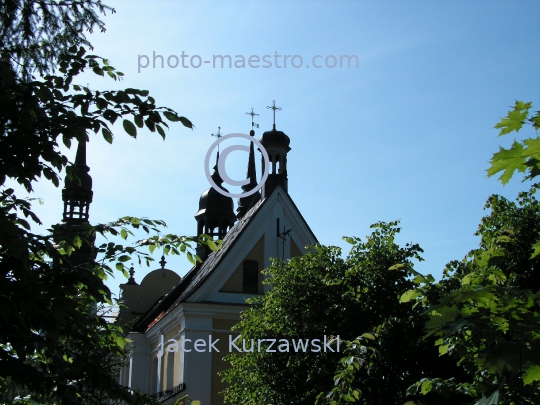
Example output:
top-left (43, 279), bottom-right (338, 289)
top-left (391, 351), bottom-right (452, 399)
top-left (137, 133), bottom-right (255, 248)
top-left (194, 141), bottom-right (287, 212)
top-left (54, 139), bottom-right (96, 266)
top-left (259, 100), bottom-right (291, 198)
top-left (195, 128), bottom-right (236, 261)
top-left (62, 140), bottom-right (93, 224)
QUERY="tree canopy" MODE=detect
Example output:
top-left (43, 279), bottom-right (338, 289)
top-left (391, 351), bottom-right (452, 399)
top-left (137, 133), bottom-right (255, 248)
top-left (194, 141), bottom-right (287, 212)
top-left (0, 1), bottom-right (210, 403)
top-left (222, 222), bottom-right (468, 404)
top-left (221, 102), bottom-right (540, 405)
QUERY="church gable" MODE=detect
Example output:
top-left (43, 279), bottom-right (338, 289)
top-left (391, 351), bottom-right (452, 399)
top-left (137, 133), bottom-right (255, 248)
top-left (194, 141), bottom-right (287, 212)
top-left (291, 238), bottom-right (303, 258)
top-left (219, 234), bottom-right (265, 294)
top-left (115, 110), bottom-right (327, 403)
top-left (187, 187), bottom-right (317, 304)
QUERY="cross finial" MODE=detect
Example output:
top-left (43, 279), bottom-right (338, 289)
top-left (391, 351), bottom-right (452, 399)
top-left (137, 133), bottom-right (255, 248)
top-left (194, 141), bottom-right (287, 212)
top-left (266, 100), bottom-right (282, 130)
top-left (211, 126), bottom-right (222, 140)
top-left (211, 126), bottom-right (222, 152)
top-left (246, 108), bottom-right (260, 131)
top-left (126, 264), bottom-right (137, 284)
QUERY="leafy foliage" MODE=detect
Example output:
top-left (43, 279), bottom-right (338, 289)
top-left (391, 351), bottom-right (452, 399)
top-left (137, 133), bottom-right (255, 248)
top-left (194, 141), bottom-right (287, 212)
top-left (0, 45), bottom-right (192, 193)
top-left (402, 102), bottom-right (540, 404)
top-left (0, 0), bottom-right (113, 79)
top-left (221, 222), bottom-right (467, 404)
top-left (487, 101), bottom-right (540, 185)
top-left (403, 194), bottom-right (540, 403)
top-left (0, 1), bottom-right (204, 403)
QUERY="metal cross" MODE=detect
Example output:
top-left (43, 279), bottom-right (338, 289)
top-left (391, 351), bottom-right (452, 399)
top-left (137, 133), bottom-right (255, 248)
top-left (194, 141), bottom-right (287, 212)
top-left (246, 108), bottom-right (260, 130)
top-left (211, 126), bottom-right (222, 140)
top-left (266, 100), bottom-right (282, 129)
top-left (211, 126), bottom-right (222, 152)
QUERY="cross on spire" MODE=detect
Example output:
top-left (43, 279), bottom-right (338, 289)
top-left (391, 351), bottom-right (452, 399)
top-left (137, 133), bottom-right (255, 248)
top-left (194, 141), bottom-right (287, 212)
top-left (266, 100), bottom-right (282, 130)
top-left (246, 108), bottom-right (259, 132)
top-left (211, 126), bottom-right (222, 140)
top-left (211, 126), bottom-right (222, 152)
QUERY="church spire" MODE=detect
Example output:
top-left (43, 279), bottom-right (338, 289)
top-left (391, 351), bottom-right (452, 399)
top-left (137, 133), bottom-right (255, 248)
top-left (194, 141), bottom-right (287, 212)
top-left (54, 139), bottom-right (96, 267)
top-left (195, 129), bottom-right (236, 261)
top-left (259, 100), bottom-right (291, 198)
top-left (62, 140), bottom-right (93, 225)
top-left (236, 109), bottom-right (262, 219)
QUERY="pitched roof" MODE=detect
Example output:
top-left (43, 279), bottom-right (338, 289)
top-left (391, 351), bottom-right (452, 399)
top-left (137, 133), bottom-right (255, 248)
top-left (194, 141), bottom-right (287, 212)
top-left (131, 187), bottom-right (318, 333)
top-left (131, 198), bottom-right (265, 332)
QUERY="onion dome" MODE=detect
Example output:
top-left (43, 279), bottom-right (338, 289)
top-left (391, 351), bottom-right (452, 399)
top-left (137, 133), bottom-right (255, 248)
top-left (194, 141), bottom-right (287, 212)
top-left (259, 128), bottom-right (290, 148)
top-left (195, 152), bottom-right (236, 259)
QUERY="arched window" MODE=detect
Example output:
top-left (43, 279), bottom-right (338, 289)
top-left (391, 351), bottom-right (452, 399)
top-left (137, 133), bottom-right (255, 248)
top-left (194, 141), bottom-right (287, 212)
top-left (243, 260), bottom-right (259, 294)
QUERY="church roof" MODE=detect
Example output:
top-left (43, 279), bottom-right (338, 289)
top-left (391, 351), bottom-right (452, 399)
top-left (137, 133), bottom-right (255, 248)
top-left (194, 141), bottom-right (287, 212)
top-left (131, 197), bottom-right (265, 332)
top-left (131, 187), bottom-right (318, 333)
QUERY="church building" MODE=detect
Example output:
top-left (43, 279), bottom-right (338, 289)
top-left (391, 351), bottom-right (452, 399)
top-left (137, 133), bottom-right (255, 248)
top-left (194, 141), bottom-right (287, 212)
top-left (60, 106), bottom-right (317, 404)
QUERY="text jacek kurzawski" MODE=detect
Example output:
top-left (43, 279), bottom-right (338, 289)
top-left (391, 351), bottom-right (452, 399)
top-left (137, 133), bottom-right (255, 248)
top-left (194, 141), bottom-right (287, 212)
top-left (157, 335), bottom-right (341, 355)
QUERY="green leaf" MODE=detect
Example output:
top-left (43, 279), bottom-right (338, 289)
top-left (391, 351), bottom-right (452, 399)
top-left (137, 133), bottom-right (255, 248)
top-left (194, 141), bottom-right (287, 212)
top-left (487, 141), bottom-right (528, 184)
top-left (438, 344), bottom-right (449, 355)
top-left (494, 101), bottom-right (531, 136)
top-left (118, 255), bottom-right (130, 262)
top-left (207, 239), bottom-right (218, 251)
top-left (400, 290), bottom-right (420, 303)
top-left (524, 137), bottom-right (540, 157)
top-left (179, 116), bottom-right (194, 129)
top-left (102, 128), bottom-right (113, 144)
top-left (530, 240), bottom-right (540, 259)
top-left (120, 229), bottom-right (128, 240)
top-left (156, 124), bottom-right (166, 139)
top-left (123, 119), bottom-right (137, 137)
top-left (187, 251), bottom-right (195, 265)
top-left (163, 111), bottom-right (179, 122)
top-left (361, 333), bottom-right (375, 340)
top-left (462, 273), bottom-right (473, 285)
top-left (420, 380), bottom-right (432, 395)
top-left (531, 112), bottom-right (540, 130)
top-left (134, 115), bottom-right (144, 128)
top-left (523, 365), bottom-right (540, 385)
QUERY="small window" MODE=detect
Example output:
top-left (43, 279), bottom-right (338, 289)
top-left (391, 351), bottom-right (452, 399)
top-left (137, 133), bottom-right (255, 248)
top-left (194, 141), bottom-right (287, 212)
top-left (243, 260), bottom-right (259, 294)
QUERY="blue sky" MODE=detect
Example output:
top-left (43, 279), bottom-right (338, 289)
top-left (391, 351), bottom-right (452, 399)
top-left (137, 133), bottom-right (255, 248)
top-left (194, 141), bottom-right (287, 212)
top-left (13, 0), bottom-right (540, 298)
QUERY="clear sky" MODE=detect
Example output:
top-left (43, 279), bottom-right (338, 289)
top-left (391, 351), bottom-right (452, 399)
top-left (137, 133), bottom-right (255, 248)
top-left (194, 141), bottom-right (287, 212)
top-left (13, 0), bottom-right (540, 299)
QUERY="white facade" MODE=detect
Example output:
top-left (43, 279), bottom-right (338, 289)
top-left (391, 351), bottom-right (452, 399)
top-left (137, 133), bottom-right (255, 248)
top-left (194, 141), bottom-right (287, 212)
top-left (118, 187), bottom-right (317, 404)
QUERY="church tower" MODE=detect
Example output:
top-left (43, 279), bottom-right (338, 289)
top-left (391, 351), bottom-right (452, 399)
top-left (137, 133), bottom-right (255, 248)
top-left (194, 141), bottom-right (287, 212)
top-left (62, 140), bottom-right (93, 225)
top-left (260, 101), bottom-right (291, 198)
top-left (54, 140), bottom-right (96, 265)
top-left (195, 128), bottom-right (236, 261)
